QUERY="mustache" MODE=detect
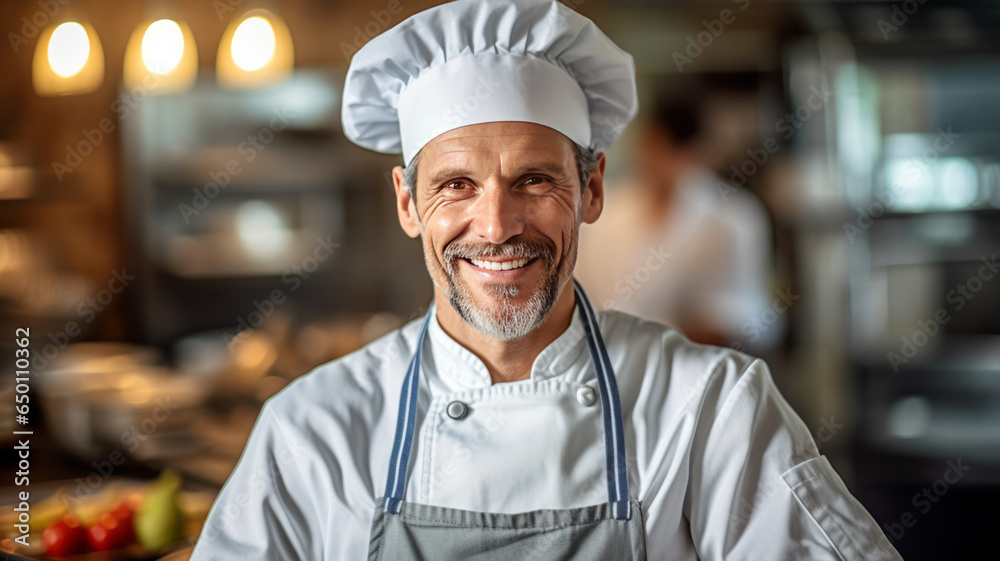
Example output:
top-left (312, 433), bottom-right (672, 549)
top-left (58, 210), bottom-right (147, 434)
top-left (442, 237), bottom-right (556, 273)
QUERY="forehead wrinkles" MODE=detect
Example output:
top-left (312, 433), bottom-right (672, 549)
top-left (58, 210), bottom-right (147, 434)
top-left (428, 144), bottom-right (568, 182)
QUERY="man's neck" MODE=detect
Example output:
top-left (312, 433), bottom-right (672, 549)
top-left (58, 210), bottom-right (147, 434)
top-left (433, 283), bottom-right (577, 384)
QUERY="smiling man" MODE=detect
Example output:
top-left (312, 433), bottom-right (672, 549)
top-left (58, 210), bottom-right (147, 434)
top-left (190, 1), bottom-right (901, 560)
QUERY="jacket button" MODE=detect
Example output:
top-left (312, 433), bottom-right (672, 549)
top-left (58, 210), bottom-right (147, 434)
top-left (446, 400), bottom-right (468, 420)
top-left (576, 386), bottom-right (597, 406)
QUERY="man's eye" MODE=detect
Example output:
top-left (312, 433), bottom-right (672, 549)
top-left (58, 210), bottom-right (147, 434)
top-left (443, 181), bottom-right (467, 190)
top-left (524, 177), bottom-right (548, 187)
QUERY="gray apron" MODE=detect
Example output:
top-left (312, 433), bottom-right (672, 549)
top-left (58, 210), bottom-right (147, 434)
top-left (368, 279), bottom-right (647, 560)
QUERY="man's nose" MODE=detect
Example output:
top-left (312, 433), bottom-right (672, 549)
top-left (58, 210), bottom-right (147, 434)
top-left (469, 185), bottom-right (525, 245)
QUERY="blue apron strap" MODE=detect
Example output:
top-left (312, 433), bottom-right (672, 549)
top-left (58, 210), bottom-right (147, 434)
top-left (383, 301), bottom-right (435, 514)
top-left (383, 283), bottom-right (631, 520)
top-left (573, 278), bottom-right (631, 521)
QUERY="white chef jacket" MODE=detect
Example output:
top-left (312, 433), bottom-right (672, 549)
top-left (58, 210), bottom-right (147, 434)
top-left (190, 303), bottom-right (900, 560)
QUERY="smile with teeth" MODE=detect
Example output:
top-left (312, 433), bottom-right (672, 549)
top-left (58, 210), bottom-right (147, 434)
top-left (467, 257), bottom-right (532, 271)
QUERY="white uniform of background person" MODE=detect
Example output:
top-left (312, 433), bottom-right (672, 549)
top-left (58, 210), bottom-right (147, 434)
top-left (577, 168), bottom-right (777, 348)
top-left (190, 0), bottom-right (902, 559)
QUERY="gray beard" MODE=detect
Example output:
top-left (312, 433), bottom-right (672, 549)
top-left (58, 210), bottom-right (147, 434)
top-left (446, 268), bottom-right (559, 341)
top-left (429, 235), bottom-right (563, 342)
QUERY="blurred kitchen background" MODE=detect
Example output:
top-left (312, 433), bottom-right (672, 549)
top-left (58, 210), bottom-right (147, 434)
top-left (1, 0), bottom-right (998, 559)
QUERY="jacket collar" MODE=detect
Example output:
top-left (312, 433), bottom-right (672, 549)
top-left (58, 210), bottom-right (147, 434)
top-left (424, 296), bottom-right (589, 390)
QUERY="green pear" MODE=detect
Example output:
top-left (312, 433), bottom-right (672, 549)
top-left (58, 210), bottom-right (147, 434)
top-left (135, 470), bottom-right (184, 551)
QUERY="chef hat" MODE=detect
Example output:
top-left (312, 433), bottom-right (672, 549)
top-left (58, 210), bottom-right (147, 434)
top-left (341, 0), bottom-right (638, 166)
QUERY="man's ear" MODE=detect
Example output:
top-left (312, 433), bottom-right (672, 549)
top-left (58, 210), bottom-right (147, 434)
top-left (581, 153), bottom-right (606, 225)
top-left (392, 165), bottom-right (421, 238)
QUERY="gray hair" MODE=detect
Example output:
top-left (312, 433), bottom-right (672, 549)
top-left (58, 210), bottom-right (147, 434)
top-left (403, 142), bottom-right (599, 199)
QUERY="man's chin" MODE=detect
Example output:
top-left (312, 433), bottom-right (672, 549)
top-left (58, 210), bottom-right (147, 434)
top-left (459, 290), bottom-right (524, 314)
top-left (460, 306), bottom-right (543, 342)
top-left (447, 281), bottom-right (543, 338)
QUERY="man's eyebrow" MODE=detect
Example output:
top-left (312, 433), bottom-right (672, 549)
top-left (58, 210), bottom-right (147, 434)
top-left (512, 162), bottom-right (572, 178)
top-left (426, 162), bottom-right (571, 186)
top-left (427, 167), bottom-right (476, 186)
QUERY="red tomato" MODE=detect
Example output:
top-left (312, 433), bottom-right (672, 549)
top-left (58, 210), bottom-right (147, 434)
top-left (42, 516), bottom-right (88, 556)
top-left (112, 502), bottom-right (134, 521)
top-left (111, 502), bottom-right (136, 541)
top-left (87, 512), bottom-right (133, 551)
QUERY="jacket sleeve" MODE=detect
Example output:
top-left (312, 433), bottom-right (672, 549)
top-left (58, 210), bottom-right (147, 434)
top-left (190, 405), bottom-right (326, 561)
top-left (685, 358), bottom-right (902, 560)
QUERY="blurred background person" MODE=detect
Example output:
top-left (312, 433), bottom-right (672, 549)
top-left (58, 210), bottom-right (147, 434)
top-left (576, 91), bottom-right (779, 350)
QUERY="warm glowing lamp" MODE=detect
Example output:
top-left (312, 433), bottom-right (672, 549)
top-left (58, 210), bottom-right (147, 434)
top-left (217, 9), bottom-right (294, 89)
top-left (32, 21), bottom-right (105, 96)
top-left (124, 18), bottom-right (198, 94)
